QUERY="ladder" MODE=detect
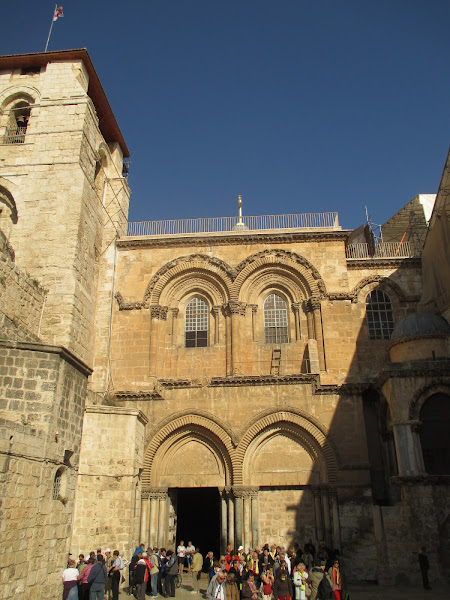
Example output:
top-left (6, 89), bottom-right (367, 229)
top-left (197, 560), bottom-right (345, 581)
top-left (271, 347), bottom-right (282, 375)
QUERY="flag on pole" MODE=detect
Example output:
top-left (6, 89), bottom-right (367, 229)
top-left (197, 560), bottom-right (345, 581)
top-left (53, 6), bottom-right (64, 21)
top-left (45, 5), bottom-right (64, 51)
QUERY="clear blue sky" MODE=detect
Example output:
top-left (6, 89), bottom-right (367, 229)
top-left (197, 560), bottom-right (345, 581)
top-left (2, 1), bottom-right (449, 229)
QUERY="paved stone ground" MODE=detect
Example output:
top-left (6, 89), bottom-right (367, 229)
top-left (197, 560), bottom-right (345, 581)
top-left (121, 572), bottom-right (448, 600)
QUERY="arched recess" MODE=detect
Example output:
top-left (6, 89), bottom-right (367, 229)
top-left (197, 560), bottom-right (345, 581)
top-left (418, 392), bottom-right (450, 475)
top-left (243, 423), bottom-right (325, 486)
top-left (352, 276), bottom-right (413, 304)
top-left (0, 179), bottom-right (20, 243)
top-left (409, 383), bottom-right (450, 421)
top-left (235, 408), bottom-right (339, 485)
top-left (241, 266), bottom-right (309, 305)
top-left (143, 411), bottom-right (236, 488)
top-left (144, 255), bottom-right (234, 305)
top-left (0, 87), bottom-right (39, 112)
top-left (232, 250), bottom-right (326, 301)
top-left (160, 272), bottom-right (227, 308)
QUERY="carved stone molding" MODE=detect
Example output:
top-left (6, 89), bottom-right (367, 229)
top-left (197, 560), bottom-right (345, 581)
top-left (141, 488), bottom-right (169, 500)
top-left (223, 300), bottom-right (247, 316)
top-left (232, 486), bottom-right (259, 499)
top-left (349, 275), bottom-right (421, 303)
top-left (115, 291), bottom-right (146, 310)
top-left (347, 258), bottom-right (421, 270)
top-left (114, 390), bottom-right (164, 401)
top-left (150, 304), bottom-right (169, 320)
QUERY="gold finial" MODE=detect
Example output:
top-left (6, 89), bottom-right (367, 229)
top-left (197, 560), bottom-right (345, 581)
top-left (238, 195), bottom-right (243, 222)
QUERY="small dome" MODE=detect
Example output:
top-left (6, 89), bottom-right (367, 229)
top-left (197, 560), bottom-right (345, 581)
top-left (391, 312), bottom-right (450, 342)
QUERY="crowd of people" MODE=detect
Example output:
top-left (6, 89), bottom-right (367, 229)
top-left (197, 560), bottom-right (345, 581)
top-left (61, 539), bottom-right (346, 600)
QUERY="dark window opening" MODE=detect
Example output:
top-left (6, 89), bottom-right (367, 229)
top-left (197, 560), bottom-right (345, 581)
top-left (366, 289), bottom-right (394, 340)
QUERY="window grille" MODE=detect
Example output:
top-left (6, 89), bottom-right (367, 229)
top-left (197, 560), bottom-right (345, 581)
top-left (185, 297), bottom-right (208, 347)
top-left (264, 293), bottom-right (289, 344)
top-left (52, 469), bottom-right (62, 499)
top-left (3, 126), bottom-right (27, 144)
top-left (366, 289), bottom-right (394, 340)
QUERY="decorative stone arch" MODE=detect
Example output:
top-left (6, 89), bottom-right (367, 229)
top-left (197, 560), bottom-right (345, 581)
top-left (144, 254), bottom-right (235, 305)
top-left (142, 410), bottom-right (236, 488)
top-left (161, 273), bottom-right (227, 308)
top-left (242, 266), bottom-right (309, 305)
top-left (352, 275), bottom-right (415, 304)
top-left (235, 408), bottom-right (339, 485)
top-left (232, 249), bottom-right (326, 301)
top-left (0, 86), bottom-right (40, 112)
top-left (409, 382), bottom-right (450, 421)
top-left (0, 182), bottom-right (19, 224)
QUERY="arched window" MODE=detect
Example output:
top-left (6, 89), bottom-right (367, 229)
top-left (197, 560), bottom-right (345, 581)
top-left (419, 393), bottom-right (450, 475)
top-left (264, 293), bottom-right (289, 344)
top-left (366, 289), bottom-right (394, 340)
top-left (185, 297), bottom-right (209, 347)
top-left (52, 468), bottom-right (63, 499)
top-left (4, 101), bottom-right (31, 144)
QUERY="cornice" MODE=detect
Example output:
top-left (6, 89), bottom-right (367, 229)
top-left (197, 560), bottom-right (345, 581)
top-left (117, 230), bottom-right (350, 249)
top-left (374, 359), bottom-right (450, 387)
top-left (114, 390), bottom-right (165, 401)
top-left (391, 475), bottom-right (450, 487)
top-left (346, 257), bottom-right (421, 269)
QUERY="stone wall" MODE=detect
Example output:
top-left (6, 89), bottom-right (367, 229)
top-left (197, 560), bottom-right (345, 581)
top-left (71, 406), bottom-right (147, 558)
top-left (0, 341), bottom-right (90, 600)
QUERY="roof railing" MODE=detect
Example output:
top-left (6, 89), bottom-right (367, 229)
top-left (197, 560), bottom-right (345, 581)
top-left (345, 241), bottom-right (418, 259)
top-left (127, 212), bottom-right (340, 237)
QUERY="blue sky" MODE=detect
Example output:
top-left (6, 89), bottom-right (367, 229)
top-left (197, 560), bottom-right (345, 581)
top-left (2, 1), bottom-right (449, 229)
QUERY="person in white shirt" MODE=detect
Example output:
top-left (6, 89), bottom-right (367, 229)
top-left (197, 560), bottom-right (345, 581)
top-left (177, 540), bottom-right (187, 574)
top-left (62, 558), bottom-right (80, 600)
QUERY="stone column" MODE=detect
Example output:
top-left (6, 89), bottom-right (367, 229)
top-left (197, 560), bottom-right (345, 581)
top-left (149, 492), bottom-right (160, 545)
top-left (149, 305), bottom-right (168, 376)
top-left (309, 297), bottom-right (325, 370)
top-left (220, 489), bottom-right (228, 554)
top-left (170, 308), bottom-right (179, 346)
top-left (321, 489), bottom-right (332, 546)
top-left (225, 301), bottom-right (247, 376)
top-left (329, 492), bottom-right (342, 551)
top-left (249, 305), bottom-right (258, 342)
top-left (234, 489), bottom-right (243, 550)
top-left (251, 490), bottom-right (259, 549)
top-left (227, 490), bottom-right (235, 550)
top-left (140, 492), bottom-right (150, 545)
top-left (313, 488), bottom-right (324, 543)
top-left (243, 493), bottom-right (252, 551)
top-left (292, 302), bottom-right (302, 341)
top-left (392, 420), bottom-right (426, 476)
top-left (212, 306), bottom-right (221, 345)
top-left (303, 300), bottom-right (315, 340)
top-left (158, 490), bottom-right (168, 547)
top-left (224, 307), bottom-right (232, 376)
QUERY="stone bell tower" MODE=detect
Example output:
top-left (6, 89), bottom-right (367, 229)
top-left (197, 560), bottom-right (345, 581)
top-left (0, 49), bottom-right (130, 366)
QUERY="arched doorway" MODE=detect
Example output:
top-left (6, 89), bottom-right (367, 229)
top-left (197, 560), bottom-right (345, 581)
top-left (419, 393), bottom-right (450, 475)
top-left (141, 417), bottom-right (233, 554)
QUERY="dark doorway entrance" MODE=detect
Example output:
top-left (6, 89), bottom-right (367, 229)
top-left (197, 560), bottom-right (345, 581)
top-left (176, 488), bottom-right (221, 558)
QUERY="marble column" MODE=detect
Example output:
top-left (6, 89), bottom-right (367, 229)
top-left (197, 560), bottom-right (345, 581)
top-left (212, 306), bottom-right (221, 345)
top-left (392, 420), bottom-right (426, 476)
top-left (304, 300), bottom-right (315, 340)
top-left (243, 494), bottom-right (252, 551)
top-left (170, 308), bottom-right (179, 346)
top-left (313, 488), bottom-right (324, 543)
top-left (140, 492), bottom-right (150, 545)
top-left (292, 302), bottom-right (302, 341)
top-left (158, 491), bottom-right (168, 547)
top-left (310, 297), bottom-right (325, 370)
top-left (329, 492), bottom-right (342, 551)
top-left (234, 490), bottom-right (243, 550)
top-left (149, 305), bottom-right (168, 376)
top-left (149, 493), bottom-right (160, 545)
top-left (249, 305), bottom-right (258, 342)
top-left (227, 491), bottom-right (235, 550)
top-left (220, 489), bottom-right (228, 554)
top-left (251, 490), bottom-right (259, 549)
top-left (226, 301), bottom-right (247, 375)
top-left (321, 490), bottom-right (332, 546)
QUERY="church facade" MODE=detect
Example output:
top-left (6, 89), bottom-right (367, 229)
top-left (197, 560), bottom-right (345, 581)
top-left (0, 50), bottom-right (449, 599)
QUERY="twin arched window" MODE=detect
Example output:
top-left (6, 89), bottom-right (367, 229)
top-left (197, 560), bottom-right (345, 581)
top-left (185, 297), bottom-right (208, 347)
top-left (264, 293), bottom-right (289, 344)
top-left (366, 289), bottom-right (394, 340)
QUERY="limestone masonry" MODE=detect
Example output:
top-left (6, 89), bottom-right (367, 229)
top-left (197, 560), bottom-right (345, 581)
top-left (0, 50), bottom-right (449, 599)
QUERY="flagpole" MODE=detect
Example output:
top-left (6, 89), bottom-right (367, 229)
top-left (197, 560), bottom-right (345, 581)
top-left (44, 4), bottom-right (58, 52)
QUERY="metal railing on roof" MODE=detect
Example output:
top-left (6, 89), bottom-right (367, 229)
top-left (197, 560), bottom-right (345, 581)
top-left (345, 241), bottom-right (417, 259)
top-left (127, 212), bottom-right (340, 237)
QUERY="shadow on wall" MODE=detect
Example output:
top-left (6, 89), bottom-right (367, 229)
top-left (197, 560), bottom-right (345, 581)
top-left (284, 271), bottom-right (450, 586)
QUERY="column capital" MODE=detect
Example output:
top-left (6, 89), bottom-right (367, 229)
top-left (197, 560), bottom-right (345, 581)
top-left (291, 302), bottom-right (302, 313)
top-left (212, 305), bottom-right (222, 316)
top-left (232, 486), bottom-right (259, 498)
top-left (170, 307), bottom-right (179, 317)
top-left (223, 300), bottom-right (247, 316)
top-left (144, 487), bottom-right (168, 500)
top-left (248, 304), bottom-right (258, 314)
top-left (304, 296), bottom-right (321, 312)
top-left (150, 304), bottom-right (169, 320)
